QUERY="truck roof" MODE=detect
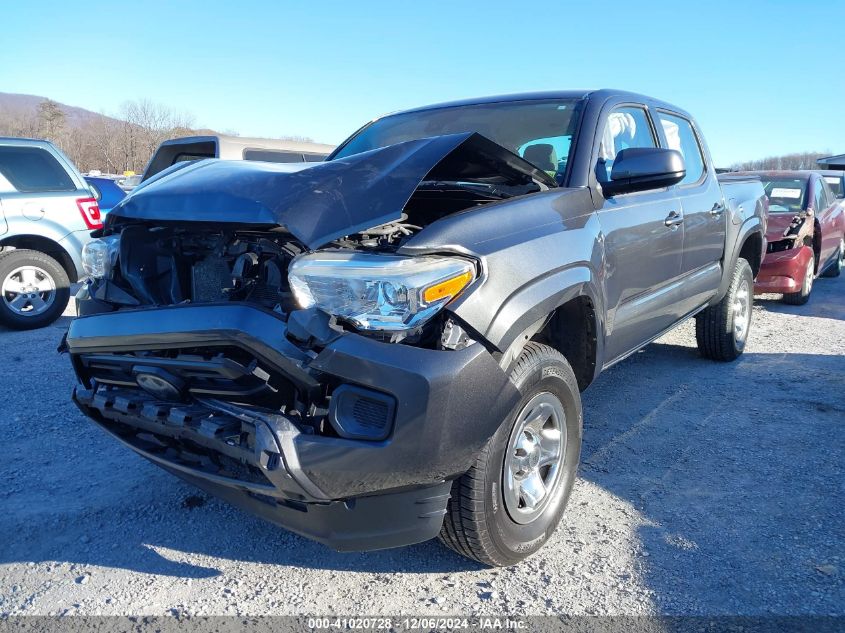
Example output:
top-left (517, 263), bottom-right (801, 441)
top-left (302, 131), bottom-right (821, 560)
top-left (383, 89), bottom-right (693, 120)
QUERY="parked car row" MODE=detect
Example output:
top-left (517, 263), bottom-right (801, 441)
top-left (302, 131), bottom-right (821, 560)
top-left (734, 170), bottom-right (844, 304)
top-left (0, 134), bottom-right (336, 330)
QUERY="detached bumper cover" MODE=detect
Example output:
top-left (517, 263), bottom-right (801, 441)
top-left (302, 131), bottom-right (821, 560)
top-left (755, 245), bottom-right (814, 294)
top-left (67, 303), bottom-right (520, 550)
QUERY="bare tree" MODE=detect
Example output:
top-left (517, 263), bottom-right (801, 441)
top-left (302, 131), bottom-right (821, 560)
top-left (0, 97), bottom-right (205, 173)
top-left (37, 99), bottom-right (66, 140)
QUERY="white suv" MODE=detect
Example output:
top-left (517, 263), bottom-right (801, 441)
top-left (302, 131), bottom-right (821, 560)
top-left (0, 137), bottom-right (101, 329)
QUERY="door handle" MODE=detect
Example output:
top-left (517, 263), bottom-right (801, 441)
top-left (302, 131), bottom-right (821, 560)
top-left (664, 211), bottom-right (683, 228)
top-left (710, 203), bottom-right (726, 217)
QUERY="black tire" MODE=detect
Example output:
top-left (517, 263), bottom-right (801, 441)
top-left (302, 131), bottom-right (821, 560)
top-left (0, 249), bottom-right (70, 330)
top-left (782, 252), bottom-right (815, 305)
top-left (820, 237), bottom-right (843, 278)
top-left (695, 257), bottom-right (753, 361)
top-left (439, 342), bottom-right (582, 566)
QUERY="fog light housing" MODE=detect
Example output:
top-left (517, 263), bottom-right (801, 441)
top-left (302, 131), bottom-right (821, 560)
top-left (328, 385), bottom-right (396, 441)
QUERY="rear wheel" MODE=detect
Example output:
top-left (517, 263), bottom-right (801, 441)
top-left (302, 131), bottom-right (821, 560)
top-left (782, 252), bottom-right (815, 305)
top-left (820, 237), bottom-right (843, 278)
top-left (696, 257), bottom-right (753, 361)
top-left (439, 342), bottom-right (582, 566)
top-left (0, 250), bottom-right (70, 330)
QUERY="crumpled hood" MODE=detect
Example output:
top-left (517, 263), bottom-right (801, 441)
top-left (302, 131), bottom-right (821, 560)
top-left (108, 132), bottom-right (556, 249)
top-left (765, 212), bottom-right (807, 242)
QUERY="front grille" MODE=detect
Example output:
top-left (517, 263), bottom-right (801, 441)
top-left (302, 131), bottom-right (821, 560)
top-left (767, 239), bottom-right (794, 254)
top-left (75, 386), bottom-right (281, 489)
top-left (76, 346), bottom-right (295, 408)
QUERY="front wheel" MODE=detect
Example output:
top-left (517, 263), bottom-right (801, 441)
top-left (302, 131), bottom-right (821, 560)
top-left (695, 257), bottom-right (753, 361)
top-left (0, 249), bottom-right (70, 330)
top-left (439, 342), bottom-right (582, 566)
top-left (782, 252), bottom-right (815, 305)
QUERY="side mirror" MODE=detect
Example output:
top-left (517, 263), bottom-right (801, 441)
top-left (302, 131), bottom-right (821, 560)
top-left (602, 147), bottom-right (686, 197)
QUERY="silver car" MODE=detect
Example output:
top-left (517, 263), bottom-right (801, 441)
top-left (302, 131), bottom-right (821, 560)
top-left (0, 137), bottom-right (100, 329)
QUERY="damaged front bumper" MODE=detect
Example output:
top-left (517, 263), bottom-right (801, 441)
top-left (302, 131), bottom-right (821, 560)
top-left (754, 244), bottom-right (814, 294)
top-left (67, 303), bottom-right (519, 551)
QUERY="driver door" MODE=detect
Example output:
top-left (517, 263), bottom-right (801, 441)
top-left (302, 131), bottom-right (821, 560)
top-left (594, 105), bottom-right (685, 363)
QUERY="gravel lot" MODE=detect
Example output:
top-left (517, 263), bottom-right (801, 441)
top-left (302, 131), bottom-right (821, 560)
top-left (0, 277), bottom-right (842, 618)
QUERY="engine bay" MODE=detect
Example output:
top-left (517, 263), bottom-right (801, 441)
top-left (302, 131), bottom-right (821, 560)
top-left (111, 224), bottom-right (306, 311)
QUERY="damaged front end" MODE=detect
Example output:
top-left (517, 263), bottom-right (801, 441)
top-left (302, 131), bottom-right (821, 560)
top-left (756, 210), bottom-right (817, 294)
top-left (66, 133), bottom-right (532, 550)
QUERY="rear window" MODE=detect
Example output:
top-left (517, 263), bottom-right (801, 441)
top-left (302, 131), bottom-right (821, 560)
top-left (243, 149), bottom-right (306, 163)
top-left (173, 152), bottom-right (214, 164)
top-left (0, 146), bottom-right (76, 193)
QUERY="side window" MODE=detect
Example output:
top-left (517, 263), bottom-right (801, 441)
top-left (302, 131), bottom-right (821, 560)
top-left (813, 179), bottom-right (826, 211)
top-left (0, 146), bottom-right (76, 193)
top-left (596, 106), bottom-right (656, 184)
top-left (656, 112), bottom-right (705, 186)
top-left (820, 179), bottom-right (835, 208)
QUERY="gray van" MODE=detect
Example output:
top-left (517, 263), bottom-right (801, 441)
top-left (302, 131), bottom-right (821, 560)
top-left (142, 135), bottom-right (335, 181)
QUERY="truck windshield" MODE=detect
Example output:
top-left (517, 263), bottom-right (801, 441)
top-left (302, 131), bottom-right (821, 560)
top-left (761, 178), bottom-right (807, 213)
top-left (332, 99), bottom-right (583, 184)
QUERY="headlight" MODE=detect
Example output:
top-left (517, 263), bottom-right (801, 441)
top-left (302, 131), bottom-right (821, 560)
top-left (288, 251), bottom-right (475, 331)
top-left (81, 235), bottom-right (120, 279)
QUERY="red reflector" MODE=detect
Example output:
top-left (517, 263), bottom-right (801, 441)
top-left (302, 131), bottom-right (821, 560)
top-left (76, 197), bottom-right (102, 229)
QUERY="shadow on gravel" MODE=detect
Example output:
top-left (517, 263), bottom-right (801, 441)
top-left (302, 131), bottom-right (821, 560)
top-left (0, 498), bottom-right (484, 577)
top-left (1, 283), bottom-right (842, 593)
top-left (0, 314), bottom-right (73, 334)
top-left (579, 341), bottom-right (845, 614)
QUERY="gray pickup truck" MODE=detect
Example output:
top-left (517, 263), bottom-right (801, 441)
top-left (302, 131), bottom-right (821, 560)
top-left (0, 137), bottom-right (101, 329)
top-left (65, 90), bottom-right (767, 566)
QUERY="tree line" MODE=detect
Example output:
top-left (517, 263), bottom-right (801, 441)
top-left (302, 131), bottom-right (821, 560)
top-left (0, 98), bottom-right (832, 175)
top-left (729, 151), bottom-right (830, 171)
top-left (0, 98), bottom-right (196, 174)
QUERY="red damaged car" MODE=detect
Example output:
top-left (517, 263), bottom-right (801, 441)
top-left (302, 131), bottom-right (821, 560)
top-left (735, 171), bottom-right (845, 304)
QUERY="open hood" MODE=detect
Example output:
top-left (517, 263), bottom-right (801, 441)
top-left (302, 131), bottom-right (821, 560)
top-left (108, 132), bottom-right (556, 249)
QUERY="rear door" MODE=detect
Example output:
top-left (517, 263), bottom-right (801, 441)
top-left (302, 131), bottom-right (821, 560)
top-left (814, 176), bottom-right (843, 267)
top-left (0, 167), bottom-right (10, 235)
top-left (593, 104), bottom-right (685, 363)
top-left (0, 144), bottom-right (91, 236)
top-left (654, 111), bottom-right (725, 313)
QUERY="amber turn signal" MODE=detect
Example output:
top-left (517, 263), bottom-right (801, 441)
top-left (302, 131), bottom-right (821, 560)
top-left (422, 270), bottom-right (474, 304)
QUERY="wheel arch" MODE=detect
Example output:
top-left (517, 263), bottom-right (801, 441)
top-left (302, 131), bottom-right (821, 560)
top-left (711, 218), bottom-right (764, 306)
top-left (0, 234), bottom-right (78, 282)
top-left (812, 219), bottom-right (822, 273)
top-left (490, 265), bottom-right (604, 391)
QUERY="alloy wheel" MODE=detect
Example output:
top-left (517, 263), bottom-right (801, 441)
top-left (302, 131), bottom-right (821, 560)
top-left (805, 257), bottom-right (815, 294)
top-left (503, 392), bottom-right (567, 524)
top-left (732, 278), bottom-right (751, 343)
top-left (1, 265), bottom-right (56, 317)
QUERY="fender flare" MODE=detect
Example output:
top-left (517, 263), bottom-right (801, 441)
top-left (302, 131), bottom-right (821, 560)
top-left (483, 264), bottom-right (605, 376)
top-left (712, 216), bottom-right (765, 305)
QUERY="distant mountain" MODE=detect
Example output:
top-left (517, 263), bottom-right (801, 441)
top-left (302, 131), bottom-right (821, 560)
top-left (0, 92), bottom-right (122, 128)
